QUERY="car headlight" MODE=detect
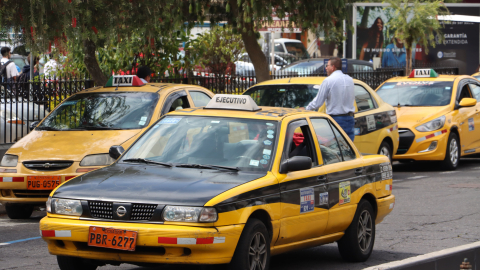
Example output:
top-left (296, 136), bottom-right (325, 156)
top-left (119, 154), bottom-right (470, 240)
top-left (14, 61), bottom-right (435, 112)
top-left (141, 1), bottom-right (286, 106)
top-left (415, 116), bottom-right (446, 132)
top-left (163, 206), bottom-right (217, 223)
top-left (80, 154), bottom-right (116, 166)
top-left (46, 196), bottom-right (52, 213)
top-left (1, 155), bottom-right (18, 167)
top-left (50, 198), bottom-right (83, 216)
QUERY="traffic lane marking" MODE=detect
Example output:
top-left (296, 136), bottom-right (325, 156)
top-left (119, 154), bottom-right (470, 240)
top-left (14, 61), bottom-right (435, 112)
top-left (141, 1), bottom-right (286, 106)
top-left (0, 236), bottom-right (41, 246)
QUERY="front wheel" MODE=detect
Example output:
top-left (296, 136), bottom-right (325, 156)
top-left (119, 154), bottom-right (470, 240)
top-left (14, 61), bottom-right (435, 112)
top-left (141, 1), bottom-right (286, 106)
top-left (377, 141), bottom-right (392, 163)
top-left (442, 132), bottom-right (460, 170)
top-left (57, 256), bottom-right (98, 270)
top-left (5, 203), bottom-right (34, 219)
top-left (338, 200), bottom-right (375, 262)
top-left (228, 218), bottom-right (270, 270)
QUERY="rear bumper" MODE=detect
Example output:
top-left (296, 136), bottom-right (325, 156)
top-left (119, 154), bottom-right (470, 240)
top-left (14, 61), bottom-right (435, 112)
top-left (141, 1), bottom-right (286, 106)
top-left (40, 216), bottom-right (243, 264)
top-left (375, 194), bottom-right (395, 224)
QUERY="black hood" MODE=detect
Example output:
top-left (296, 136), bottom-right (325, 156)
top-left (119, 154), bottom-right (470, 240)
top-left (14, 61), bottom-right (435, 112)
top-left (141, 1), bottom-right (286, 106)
top-left (22, 65), bottom-right (30, 73)
top-left (54, 163), bottom-right (266, 206)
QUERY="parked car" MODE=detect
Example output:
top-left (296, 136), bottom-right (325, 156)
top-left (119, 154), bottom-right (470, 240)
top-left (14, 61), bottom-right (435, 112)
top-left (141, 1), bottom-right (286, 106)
top-left (279, 58), bottom-right (373, 76)
top-left (0, 99), bottom-right (46, 143)
top-left (271, 38), bottom-right (310, 60)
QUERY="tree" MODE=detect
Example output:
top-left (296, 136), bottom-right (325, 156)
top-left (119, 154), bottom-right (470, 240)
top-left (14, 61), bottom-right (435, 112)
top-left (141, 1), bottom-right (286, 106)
top-left (384, 0), bottom-right (449, 74)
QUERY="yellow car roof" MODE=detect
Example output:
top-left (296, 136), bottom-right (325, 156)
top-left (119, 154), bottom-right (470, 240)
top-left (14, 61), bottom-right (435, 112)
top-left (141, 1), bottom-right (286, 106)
top-left (78, 83), bottom-right (190, 94)
top-left (169, 106), bottom-right (323, 121)
top-left (472, 72), bottom-right (480, 77)
top-left (253, 76), bottom-right (366, 86)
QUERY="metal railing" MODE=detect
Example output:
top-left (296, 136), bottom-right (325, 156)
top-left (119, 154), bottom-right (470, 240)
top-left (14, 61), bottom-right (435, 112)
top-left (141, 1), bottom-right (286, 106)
top-left (1, 75), bottom-right (93, 144)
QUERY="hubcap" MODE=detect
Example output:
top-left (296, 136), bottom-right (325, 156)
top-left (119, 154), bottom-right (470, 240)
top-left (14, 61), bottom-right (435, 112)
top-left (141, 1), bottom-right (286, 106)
top-left (248, 232), bottom-right (267, 270)
top-left (380, 146), bottom-right (390, 159)
top-left (357, 210), bottom-right (373, 252)
top-left (450, 138), bottom-right (458, 165)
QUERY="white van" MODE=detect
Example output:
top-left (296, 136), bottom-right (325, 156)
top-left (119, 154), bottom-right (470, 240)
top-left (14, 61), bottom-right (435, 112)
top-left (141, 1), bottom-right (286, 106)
top-left (273, 38), bottom-right (310, 60)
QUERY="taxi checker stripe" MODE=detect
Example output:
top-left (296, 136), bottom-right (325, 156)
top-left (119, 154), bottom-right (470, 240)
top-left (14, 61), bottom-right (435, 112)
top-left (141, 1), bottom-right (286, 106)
top-left (41, 230), bottom-right (72, 237)
top-left (0, 177), bottom-right (24, 182)
top-left (415, 129), bottom-right (447, 143)
top-left (158, 237), bottom-right (225, 245)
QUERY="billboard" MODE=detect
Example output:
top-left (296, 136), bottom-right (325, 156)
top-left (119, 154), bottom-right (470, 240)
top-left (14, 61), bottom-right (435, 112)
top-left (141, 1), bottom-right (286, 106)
top-left (353, 3), bottom-right (480, 74)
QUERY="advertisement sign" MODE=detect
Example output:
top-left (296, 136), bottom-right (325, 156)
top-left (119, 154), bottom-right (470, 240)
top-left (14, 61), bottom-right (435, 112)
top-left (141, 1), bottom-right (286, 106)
top-left (353, 4), bottom-right (480, 74)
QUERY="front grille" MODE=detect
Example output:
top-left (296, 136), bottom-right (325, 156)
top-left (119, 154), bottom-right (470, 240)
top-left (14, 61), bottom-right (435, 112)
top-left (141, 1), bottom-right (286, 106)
top-left (131, 204), bottom-right (157, 220)
top-left (397, 128), bottom-right (415, 154)
top-left (13, 189), bottom-right (50, 198)
top-left (23, 161), bottom-right (73, 171)
top-left (88, 201), bottom-right (113, 219)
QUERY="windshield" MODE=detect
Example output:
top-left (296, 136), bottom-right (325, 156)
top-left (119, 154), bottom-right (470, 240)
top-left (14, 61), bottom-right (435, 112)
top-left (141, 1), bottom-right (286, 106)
top-left (284, 42), bottom-right (310, 59)
top-left (38, 92), bottom-right (159, 130)
top-left (376, 81), bottom-right (454, 107)
top-left (121, 116), bottom-right (278, 172)
top-left (244, 85), bottom-right (318, 108)
top-left (281, 61), bottom-right (324, 74)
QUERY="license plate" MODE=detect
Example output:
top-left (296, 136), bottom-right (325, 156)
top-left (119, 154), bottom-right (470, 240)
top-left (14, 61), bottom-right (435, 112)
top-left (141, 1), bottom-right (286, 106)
top-left (27, 176), bottom-right (61, 190)
top-left (88, 226), bottom-right (137, 251)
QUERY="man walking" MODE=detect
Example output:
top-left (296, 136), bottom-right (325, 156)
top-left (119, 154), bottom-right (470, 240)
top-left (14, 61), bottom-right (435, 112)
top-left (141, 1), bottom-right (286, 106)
top-left (1, 47), bottom-right (19, 83)
top-left (304, 57), bottom-right (356, 141)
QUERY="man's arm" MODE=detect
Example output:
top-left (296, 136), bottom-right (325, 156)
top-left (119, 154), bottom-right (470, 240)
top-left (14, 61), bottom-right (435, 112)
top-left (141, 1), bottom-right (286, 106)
top-left (8, 62), bottom-right (19, 82)
top-left (305, 81), bottom-right (330, 111)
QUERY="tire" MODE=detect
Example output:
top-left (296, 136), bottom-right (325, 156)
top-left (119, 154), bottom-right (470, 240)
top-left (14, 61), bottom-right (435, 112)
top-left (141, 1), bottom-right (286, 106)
top-left (228, 218), bottom-right (270, 270)
top-left (57, 256), bottom-right (98, 270)
top-left (338, 200), bottom-right (375, 262)
top-left (377, 141), bottom-right (392, 163)
top-left (5, 203), bottom-right (34, 219)
top-left (442, 132), bottom-right (460, 170)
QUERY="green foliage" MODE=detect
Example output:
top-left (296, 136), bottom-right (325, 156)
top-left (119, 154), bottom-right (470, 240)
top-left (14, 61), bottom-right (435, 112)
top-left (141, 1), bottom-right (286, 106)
top-left (189, 26), bottom-right (245, 74)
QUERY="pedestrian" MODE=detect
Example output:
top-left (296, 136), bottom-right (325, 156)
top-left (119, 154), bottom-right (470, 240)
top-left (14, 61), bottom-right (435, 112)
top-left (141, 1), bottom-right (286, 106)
top-left (303, 57), bottom-right (356, 141)
top-left (18, 53), bottom-right (41, 99)
top-left (0, 47), bottom-right (19, 84)
top-left (136, 66), bottom-right (152, 83)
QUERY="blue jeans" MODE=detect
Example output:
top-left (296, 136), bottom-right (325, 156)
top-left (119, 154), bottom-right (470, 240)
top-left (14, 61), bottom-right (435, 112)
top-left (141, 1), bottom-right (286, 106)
top-left (331, 115), bottom-right (355, 142)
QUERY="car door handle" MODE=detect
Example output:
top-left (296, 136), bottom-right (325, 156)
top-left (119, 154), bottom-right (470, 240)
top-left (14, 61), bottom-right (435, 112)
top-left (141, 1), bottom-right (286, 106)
top-left (355, 168), bottom-right (364, 176)
top-left (317, 175), bottom-right (327, 182)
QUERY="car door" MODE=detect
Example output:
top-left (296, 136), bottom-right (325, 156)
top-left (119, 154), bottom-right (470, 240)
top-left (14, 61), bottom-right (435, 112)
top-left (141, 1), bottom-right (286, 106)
top-left (309, 117), bottom-right (364, 236)
top-left (352, 84), bottom-right (379, 152)
top-left (161, 90), bottom-right (191, 116)
top-left (275, 119), bottom-right (329, 246)
top-left (467, 80), bottom-right (480, 151)
top-left (455, 80), bottom-right (477, 153)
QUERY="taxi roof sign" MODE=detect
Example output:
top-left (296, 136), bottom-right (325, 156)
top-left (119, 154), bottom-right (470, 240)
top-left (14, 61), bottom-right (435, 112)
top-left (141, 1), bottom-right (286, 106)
top-left (408, 69), bottom-right (439, 78)
top-left (105, 75), bottom-right (145, 87)
top-left (205, 94), bottom-right (261, 112)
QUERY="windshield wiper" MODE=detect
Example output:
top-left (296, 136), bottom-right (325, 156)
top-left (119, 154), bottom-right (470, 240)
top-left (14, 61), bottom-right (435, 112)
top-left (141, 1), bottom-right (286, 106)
top-left (176, 163), bottom-right (240, 172)
top-left (80, 126), bottom-right (124, 130)
top-left (36, 126), bottom-right (60, 131)
top-left (123, 158), bottom-right (172, 167)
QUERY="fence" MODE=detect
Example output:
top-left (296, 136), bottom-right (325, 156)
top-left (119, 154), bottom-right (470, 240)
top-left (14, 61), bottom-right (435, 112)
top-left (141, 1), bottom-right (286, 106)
top-left (1, 75), bottom-right (93, 144)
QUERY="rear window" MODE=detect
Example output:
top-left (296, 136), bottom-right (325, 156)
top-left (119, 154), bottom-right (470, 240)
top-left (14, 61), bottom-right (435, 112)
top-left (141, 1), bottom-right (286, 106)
top-left (244, 85), bottom-right (317, 108)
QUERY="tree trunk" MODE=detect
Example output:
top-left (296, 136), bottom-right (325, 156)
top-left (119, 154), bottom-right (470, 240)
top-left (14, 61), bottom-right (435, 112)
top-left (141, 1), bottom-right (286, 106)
top-left (405, 44), bottom-right (413, 76)
top-left (83, 39), bottom-right (107, 86)
top-left (241, 32), bottom-right (270, 83)
top-left (360, 7), bottom-right (371, 28)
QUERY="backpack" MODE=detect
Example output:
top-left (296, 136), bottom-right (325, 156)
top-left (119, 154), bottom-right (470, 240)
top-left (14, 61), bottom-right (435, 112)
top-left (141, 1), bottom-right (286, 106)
top-left (0, 60), bottom-right (13, 81)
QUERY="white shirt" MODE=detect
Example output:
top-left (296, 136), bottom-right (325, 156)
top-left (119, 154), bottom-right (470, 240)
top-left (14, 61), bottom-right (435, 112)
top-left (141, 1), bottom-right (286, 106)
top-left (1, 57), bottom-right (19, 79)
top-left (44, 59), bottom-right (58, 77)
top-left (306, 70), bottom-right (355, 115)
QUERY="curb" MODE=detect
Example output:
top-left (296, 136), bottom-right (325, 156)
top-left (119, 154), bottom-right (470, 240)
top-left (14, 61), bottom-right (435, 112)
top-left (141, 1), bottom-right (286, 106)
top-left (364, 241), bottom-right (480, 270)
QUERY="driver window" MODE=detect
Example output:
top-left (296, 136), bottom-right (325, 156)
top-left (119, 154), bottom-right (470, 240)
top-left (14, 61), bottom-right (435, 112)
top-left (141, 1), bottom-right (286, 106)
top-left (468, 83), bottom-right (480, 101)
top-left (169, 96), bottom-right (190, 112)
top-left (283, 120), bottom-right (318, 166)
top-left (457, 84), bottom-right (472, 102)
top-left (310, 118), bottom-right (342, 165)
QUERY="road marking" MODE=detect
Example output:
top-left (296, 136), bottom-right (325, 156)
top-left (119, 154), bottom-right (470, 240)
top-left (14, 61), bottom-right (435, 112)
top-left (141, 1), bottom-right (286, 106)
top-left (0, 236), bottom-right (41, 246)
top-left (407, 176), bottom-right (427, 179)
top-left (393, 180), bottom-right (403, 182)
top-left (440, 171), bottom-right (456, 174)
top-left (0, 221), bottom-right (38, 227)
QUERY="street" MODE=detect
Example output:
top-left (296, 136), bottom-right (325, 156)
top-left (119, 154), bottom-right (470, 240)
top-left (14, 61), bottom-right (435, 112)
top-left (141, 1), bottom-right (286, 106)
top-left (1, 158), bottom-right (480, 270)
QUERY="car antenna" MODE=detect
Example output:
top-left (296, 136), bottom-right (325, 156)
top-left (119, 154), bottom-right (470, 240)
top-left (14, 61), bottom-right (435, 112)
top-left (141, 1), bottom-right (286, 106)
top-left (288, 76), bottom-right (292, 83)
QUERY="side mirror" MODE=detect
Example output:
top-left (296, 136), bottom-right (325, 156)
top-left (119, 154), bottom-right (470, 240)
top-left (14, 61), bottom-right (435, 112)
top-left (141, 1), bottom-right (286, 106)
top-left (279, 156), bottom-right (312, 174)
top-left (459, 98), bottom-right (477, 108)
top-left (29, 121), bottom-right (39, 131)
top-left (109, 145), bottom-right (125, 160)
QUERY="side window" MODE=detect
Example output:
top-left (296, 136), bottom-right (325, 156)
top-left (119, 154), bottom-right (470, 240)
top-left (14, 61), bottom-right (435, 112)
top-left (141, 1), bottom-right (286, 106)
top-left (162, 91), bottom-right (191, 115)
top-left (457, 82), bottom-right (472, 102)
top-left (330, 122), bottom-right (356, 161)
top-left (468, 83), bottom-right (480, 101)
top-left (354, 85), bottom-right (376, 112)
top-left (169, 96), bottom-right (190, 112)
top-left (274, 43), bottom-right (285, 53)
top-left (283, 120), bottom-right (318, 166)
top-left (190, 91), bottom-right (211, 107)
top-left (310, 118), bottom-right (342, 165)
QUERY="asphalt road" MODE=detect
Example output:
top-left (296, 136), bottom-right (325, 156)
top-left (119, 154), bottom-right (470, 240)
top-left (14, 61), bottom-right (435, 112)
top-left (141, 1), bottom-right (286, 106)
top-left (1, 158), bottom-right (480, 270)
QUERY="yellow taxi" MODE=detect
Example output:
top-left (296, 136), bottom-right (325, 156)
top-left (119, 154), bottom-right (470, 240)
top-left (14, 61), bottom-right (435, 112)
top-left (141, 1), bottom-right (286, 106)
top-left (243, 77), bottom-right (399, 160)
top-left (40, 94), bottom-right (395, 270)
top-left (376, 69), bottom-right (480, 169)
top-left (0, 75), bottom-right (213, 219)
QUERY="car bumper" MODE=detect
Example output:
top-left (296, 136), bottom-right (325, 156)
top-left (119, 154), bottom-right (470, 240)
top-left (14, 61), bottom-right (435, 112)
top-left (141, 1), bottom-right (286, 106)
top-left (0, 165), bottom-right (102, 204)
top-left (375, 194), bottom-right (395, 224)
top-left (40, 216), bottom-right (243, 264)
top-left (393, 128), bottom-right (448, 161)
